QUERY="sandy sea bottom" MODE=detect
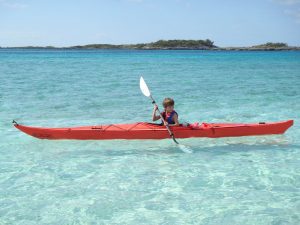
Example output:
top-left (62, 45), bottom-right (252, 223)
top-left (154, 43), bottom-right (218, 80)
top-left (0, 50), bottom-right (299, 224)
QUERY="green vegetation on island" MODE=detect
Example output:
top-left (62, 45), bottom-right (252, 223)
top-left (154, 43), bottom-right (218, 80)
top-left (1, 40), bottom-right (299, 51)
top-left (70, 39), bottom-right (216, 50)
top-left (143, 39), bottom-right (215, 49)
top-left (222, 42), bottom-right (298, 51)
top-left (252, 42), bottom-right (288, 48)
top-left (71, 44), bottom-right (123, 49)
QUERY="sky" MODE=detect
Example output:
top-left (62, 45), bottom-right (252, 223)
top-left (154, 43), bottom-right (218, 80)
top-left (0, 0), bottom-right (300, 47)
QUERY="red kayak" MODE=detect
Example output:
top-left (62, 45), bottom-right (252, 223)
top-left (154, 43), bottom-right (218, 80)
top-left (13, 120), bottom-right (293, 140)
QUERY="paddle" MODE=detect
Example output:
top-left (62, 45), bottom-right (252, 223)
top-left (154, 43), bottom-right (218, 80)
top-left (139, 76), bottom-right (179, 144)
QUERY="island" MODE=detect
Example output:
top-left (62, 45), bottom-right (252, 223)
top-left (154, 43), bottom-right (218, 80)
top-left (1, 40), bottom-right (299, 51)
top-left (219, 42), bottom-right (300, 51)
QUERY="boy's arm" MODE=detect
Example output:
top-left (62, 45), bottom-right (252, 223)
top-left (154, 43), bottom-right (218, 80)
top-left (152, 106), bottom-right (161, 121)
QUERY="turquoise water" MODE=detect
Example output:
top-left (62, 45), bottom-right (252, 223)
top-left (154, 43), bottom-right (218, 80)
top-left (0, 49), bottom-right (299, 224)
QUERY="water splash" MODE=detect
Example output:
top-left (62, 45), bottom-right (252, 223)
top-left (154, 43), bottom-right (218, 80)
top-left (178, 144), bottom-right (193, 153)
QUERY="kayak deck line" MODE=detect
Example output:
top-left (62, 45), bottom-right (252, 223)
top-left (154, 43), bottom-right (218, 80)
top-left (13, 120), bottom-right (294, 140)
top-left (90, 122), bottom-right (166, 131)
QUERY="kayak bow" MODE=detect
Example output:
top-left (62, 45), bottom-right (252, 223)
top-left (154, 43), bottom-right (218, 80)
top-left (13, 120), bottom-right (293, 140)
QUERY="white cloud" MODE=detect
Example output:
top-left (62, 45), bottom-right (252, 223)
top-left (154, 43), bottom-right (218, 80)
top-left (295, 12), bottom-right (300, 23)
top-left (125, 0), bottom-right (144, 3)
top-left (0, 30), bottom-right (42, 39)
top-left (272, 0), bottom-right (300, 24)
top-left (272, 0), bottom-right (300, 5)
top-left (0, 0), bottom-right (28, 9)
top-left (285, 9), bottom-right (300, 23)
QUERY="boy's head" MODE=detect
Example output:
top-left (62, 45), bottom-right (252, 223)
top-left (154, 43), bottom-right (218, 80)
top-left (162, 98), bottom-right (175, 112)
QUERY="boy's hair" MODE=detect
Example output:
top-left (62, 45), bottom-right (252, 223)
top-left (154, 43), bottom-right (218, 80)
top-left (162, 98), bottom-right (175, 108)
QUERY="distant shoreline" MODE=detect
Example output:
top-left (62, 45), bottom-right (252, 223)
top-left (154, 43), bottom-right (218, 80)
top-left (1, 47), bottom-right (300, 51)
top-left (1, 40), bottom-right (300, 51)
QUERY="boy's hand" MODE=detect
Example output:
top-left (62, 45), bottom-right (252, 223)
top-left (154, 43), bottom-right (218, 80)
top-left (153, 105), bottom-right (158, 111)
top-left (163, 121), bottom-right (168, 126)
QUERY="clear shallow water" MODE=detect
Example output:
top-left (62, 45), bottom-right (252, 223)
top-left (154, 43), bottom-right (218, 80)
top-left (0, 49), bottom-right (299, 224)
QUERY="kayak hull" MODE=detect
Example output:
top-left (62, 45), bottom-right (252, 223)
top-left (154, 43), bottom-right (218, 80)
top-left (14, 120), bottom-right (293, 140)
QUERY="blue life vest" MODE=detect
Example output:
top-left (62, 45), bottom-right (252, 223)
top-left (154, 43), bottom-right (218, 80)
top-left (162, 110), bottom-right (178, 124)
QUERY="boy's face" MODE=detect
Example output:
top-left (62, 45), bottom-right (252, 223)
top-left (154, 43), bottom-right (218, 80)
top-left (165, 105), bottom-right (174, 112)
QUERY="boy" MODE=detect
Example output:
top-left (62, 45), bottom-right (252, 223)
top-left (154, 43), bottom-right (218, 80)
top-left (152, 98), bottom-right (179, 126)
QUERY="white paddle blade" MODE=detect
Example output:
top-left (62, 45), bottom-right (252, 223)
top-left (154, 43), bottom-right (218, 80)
top-left (140, 76), bottom-right (151, 97)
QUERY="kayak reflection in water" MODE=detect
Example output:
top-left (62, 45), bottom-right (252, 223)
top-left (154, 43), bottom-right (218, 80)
top-left (152, 98), bottom-right (179, 126)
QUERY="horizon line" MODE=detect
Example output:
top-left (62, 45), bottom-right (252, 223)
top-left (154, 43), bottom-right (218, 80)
top-left (1, 39), bottom-right (299, 49)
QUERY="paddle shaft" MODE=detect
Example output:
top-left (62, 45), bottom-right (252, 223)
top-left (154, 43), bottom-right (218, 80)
top-left (150, 95), bottom-right (179, 144)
